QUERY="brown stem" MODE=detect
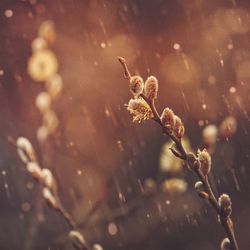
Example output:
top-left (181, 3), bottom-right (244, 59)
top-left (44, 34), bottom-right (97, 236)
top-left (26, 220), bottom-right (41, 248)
top-left (118, 56), bottom-right (131, 79)
top-left (148, 97), bottom-right (238, 250)
top-left (56, 201), bottom-right (76, 229)
top-left (151, 98), bottom-right (238, 250)
top-left (118, 57), bottom-right (239, 250)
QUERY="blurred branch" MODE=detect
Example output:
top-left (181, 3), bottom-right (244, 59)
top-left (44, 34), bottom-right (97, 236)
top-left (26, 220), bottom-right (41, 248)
top-left (13, 136), bottom-right (88, 250)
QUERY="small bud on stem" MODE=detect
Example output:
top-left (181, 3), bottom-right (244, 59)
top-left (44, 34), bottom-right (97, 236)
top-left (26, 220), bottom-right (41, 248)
top-left (197, 149), bottom-right (211, 176)
top-left (160, 108), bottom-right (176, 129)
top-left (129, 75), bottom-right (144, 97)
top-left (174, 116), bottom-right (185, 138)
top-left (219, 193), bottom-right (232, 217)
top-left (195, 181), bottom-right (209, 199)
top-left (144, 76), bottom-right (159, 101)
top-left (221, 238), bottom-right (232, 250)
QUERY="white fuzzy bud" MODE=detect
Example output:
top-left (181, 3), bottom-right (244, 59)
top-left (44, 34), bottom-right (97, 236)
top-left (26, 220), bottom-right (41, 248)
top-left (43, 110), bottom-right (59, 133)
top-left (43, 187), bottom-right (58, 208)
top-left (195, 181), bottom-right (209, 199)
top-left (194, 181), bottom-right (203, 191)
top-left (202, 124), bottom-right (218, 146)
top-left (219, 194), bottom-right (232, 209)
top-left (144, 75), bottom-right (159, 100)
top-left (160, 108), bottom-right (176, 129)
top-left (16, 137), bottom-right (36, 163)
top-left (219, 193), bottom-right (232, 217)
top-left (38, 20), bottom-right (56, 45)
top-left (174, 116), bottom-right (185, 138)
top-left (46, 74), bottom-right (63, 99)
top-left (37, 125), bottom-right (49, 143)
top-left (129, 75), bottom-right (144, 97)
top-left (27, 162), bottom-right (43, 181)
top-left (32, 37), bottom-right (48, 52)
top-left (197, 149), bottom-right (211, 176)
top-left (35, 92), bottom-right (51, 114)
top-left (92, 244), bottom-right (104, 250)
top-left (127, 98), bottom-right (152, 123)
top-left (69, 230), bottom-right (87, 250)
top-left (42, 168), bottom-right (56, 192)
top-left (220, 238), bottom-right (231, 250)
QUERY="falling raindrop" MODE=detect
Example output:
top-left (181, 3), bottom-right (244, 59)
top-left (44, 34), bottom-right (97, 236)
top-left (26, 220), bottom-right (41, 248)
top-left (5, 9), bottom-right (13, 18)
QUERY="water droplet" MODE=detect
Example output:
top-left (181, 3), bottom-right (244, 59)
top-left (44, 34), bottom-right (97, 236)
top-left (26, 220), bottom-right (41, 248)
top-left (173, 43), bottom-right (181, 50)
top-left (108, 222), bottom-right (118, 236)
top-left (21, 202), bottom-right (31, 212)
top-left (100, 42), bottom-right (106, 48)
top-left (5, 9), bottom-right (13, 18)
top-left (229, 86), bottom-right (236, 93)
top-left (202, 104), bottom-right (207, 110)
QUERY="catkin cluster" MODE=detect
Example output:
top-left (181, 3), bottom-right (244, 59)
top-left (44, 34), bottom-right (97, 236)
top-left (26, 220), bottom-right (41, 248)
top-left (14, 22), bottom-right (90, 250)
top-left (126, 67), bottom-right (185, 140)
top-left (28, 20), bottom-right (63, 143)
top-left (16, 137), bottom-right (58, 209)
top-left (16, 136), bottom-right (89, 250)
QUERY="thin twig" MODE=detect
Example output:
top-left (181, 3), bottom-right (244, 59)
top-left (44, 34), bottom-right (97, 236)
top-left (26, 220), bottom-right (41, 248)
top-left (56, 201), bottom-right (76, 229)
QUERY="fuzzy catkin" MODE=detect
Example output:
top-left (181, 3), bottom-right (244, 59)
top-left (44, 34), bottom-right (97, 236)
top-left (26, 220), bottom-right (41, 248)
top-left (129, 75), bottom-right (144, 97)
top-left (160, 108), bottom-right (176, 129)
top-left (197, 149), bottom-right (211, 176)
top-left (144, 76), bottom-right (158, 100)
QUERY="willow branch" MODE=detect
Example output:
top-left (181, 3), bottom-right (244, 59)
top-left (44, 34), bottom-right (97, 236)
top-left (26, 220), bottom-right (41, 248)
top-left (118, 57), bottom-right (239, 250)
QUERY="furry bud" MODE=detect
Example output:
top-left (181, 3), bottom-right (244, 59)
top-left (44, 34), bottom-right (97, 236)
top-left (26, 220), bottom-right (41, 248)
top-left (43, 187), bottom-right (58, 208)
top-left (26, 162), bottom-right (43, 181)
top-left (220, 238), bottom-right (231, 250)
top-left (174, 116), bottom-right (185, 138)
top-left (16, 137), bottom-right (37, 163)
top-left (69, 230), bottom-right (87, 250)
top-left (194, 181), bottom-right (203, 192)
top-left (202, 124), bottom-right (218, 146)
top-left (219, 194), bottom-right (232, 217)
top-left (42, 168), bottom-right (57, 193)
top-left (93, 244), bottom-right (104, 250)
top-left (195, 181), bottom-right (209, 199)
top-left (144, 76), bottom-right (159, 100)
top-left (160, 108), bottom-right (176, 129)
top-left (197, 149), bottom-right (211, 176)
top-left (35, 92), bottom-right (51, 114)
top-left (129, 75), bottom-right (144, 97)
top-left (219, 194), bottom-right (232, 208)
top-left (127, 98), bottom-right (152, 123)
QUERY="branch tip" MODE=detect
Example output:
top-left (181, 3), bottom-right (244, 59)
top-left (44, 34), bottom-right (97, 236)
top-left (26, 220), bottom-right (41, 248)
top-left (117, 56), bottom-right (131, 79)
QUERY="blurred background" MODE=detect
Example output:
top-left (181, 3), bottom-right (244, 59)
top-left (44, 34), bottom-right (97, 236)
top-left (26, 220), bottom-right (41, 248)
top-left (0, 0), bottom-right (250, 249)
